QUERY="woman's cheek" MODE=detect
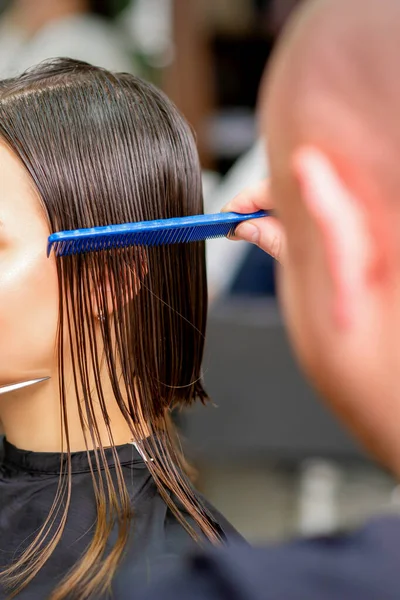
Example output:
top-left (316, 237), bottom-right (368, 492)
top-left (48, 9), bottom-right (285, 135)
top-left (0, 250), bottom-right (59, 383)
top-left (27, 253), bottom-right (60, 353)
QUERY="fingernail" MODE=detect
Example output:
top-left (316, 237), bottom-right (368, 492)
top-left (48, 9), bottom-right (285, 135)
top-left (236, 222), bottom-right (259, 244)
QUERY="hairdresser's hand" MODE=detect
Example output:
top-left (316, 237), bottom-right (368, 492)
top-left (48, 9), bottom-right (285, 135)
top-left (223, 180), bottom-right (286, 264)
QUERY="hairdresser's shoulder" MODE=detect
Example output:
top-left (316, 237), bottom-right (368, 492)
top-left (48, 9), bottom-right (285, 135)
top-left (135, 514), bottom-right (400, 600)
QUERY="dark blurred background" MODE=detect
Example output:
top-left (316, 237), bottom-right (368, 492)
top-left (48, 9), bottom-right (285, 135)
top-left (1, 0), bottom-right (398, 542)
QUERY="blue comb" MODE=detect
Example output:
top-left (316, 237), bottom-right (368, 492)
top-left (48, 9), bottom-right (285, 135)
top-left (47, 210), bottom-right (268, 257)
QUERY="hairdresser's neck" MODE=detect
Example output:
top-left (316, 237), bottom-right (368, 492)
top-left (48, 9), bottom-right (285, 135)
top-left (8, 0), bottom-right (89, 37)
top-left (0, 375), bottom-right (143, 453)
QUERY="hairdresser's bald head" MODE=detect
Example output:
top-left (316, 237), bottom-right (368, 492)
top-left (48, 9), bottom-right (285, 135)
top-left (264, 0), bottom-right (400, 217)
top-left (260, 0), bottom-right (400, 475)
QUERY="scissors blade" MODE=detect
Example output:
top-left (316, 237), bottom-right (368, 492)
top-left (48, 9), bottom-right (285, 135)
top-left (0, 377), bottom-right (50, 395)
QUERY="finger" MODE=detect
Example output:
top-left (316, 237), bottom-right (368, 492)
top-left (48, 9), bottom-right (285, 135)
top-left (234, 216), bottom-right (286, 264)
top-left (222, 179), bottom-right (272, 214)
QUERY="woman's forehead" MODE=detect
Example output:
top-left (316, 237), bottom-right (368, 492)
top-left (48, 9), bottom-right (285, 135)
top-left (0, 143), bottom-right (40, 217)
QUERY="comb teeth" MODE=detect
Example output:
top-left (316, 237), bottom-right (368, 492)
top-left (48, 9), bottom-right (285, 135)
top-left (47, 211), bottom-right (269, 257)
top-left (50, 223), bottom-right (236, 257)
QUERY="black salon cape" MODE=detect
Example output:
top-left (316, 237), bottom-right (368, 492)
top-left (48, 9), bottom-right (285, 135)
top-left (135, 515), bottom-right (400, 600)
top-left (0, 436), bottom-right (243, 599)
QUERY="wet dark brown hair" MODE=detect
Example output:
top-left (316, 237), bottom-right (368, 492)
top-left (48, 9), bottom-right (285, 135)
top-left (0, 58), bottom-right (221, 599)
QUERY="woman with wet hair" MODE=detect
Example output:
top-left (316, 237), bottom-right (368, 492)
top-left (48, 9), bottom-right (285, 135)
top-left (0, 59), bottom-right (241, 600)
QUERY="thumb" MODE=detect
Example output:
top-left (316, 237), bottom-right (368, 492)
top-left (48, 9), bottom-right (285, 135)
top-left (234, 217), bottom-right (286, 264)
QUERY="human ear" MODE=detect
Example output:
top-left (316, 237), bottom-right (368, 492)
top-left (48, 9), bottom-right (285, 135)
top-left (292, 146), bottom-right (372, 329)
top-left (90, 252), bottom-right (148, 322)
